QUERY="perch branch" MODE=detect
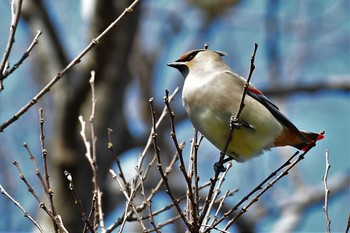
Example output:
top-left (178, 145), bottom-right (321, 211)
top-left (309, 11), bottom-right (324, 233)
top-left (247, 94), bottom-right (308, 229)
top-left (199, 43), bottom-right (259, 226)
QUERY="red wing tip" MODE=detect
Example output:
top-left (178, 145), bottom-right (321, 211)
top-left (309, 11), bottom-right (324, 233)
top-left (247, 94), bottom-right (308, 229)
top-left (247, 87), bottom-right (263, 95)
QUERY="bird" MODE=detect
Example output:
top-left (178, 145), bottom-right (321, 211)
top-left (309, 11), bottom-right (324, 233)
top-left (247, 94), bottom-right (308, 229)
top-left (167, 48), bottom-right (324, 162)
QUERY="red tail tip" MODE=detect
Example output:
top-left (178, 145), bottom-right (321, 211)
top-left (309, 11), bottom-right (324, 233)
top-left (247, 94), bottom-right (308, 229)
top-left (316, 131), bottom-right (325, 141)
top-left (301, 131), bottom-right (325, 151)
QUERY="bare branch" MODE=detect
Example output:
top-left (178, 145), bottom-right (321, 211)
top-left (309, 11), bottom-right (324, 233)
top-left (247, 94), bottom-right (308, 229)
top-left (105, 88), bottom-right (180, 233)
top-left (0, 0), bottom-right (24, 89)
top-left (78, 71), bottom-right (105, 231)
top-left (108, 128), bottom-right (130, 196)
top-left (0, 184), bottom-right (44, 232)
top-left (136, 87), bottom-right (180, 173)
top-left (12, 160), bottom-right (68, 232)
top-left (2, 30), bottom-right (42, 79)
top-left (38, 108), bottom-right (58, 232)
top-left (23, 143), bottom-right (48, 194)
top-left (149, 97), bottom-right (191, 230)
top-left (89, 71), bottom-right (105, 231)
top-left (203, 162), bottom-right (233, 230)
top-left (137, 167), bottom-right (160, 233)
top-left (164, 89), bottom-right (198, 229)
top-left (0, 0), bottom-right (141, 132)
top-left (64, 171), bottom-right (95, 233)
top-left (323, 150), bottom-right (331, 233)
top-left (223, 141), bottom-right (321, 231)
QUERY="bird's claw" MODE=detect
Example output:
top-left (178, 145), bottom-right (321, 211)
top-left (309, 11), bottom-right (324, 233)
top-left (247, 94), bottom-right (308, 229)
top-left (214, 162), bottom-right (226, 173)
top-left (230, 116), bottom-right (242, 129)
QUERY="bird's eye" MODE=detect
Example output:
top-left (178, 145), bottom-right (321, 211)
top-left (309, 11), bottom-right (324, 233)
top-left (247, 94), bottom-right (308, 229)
top-left (182, 51), bottom-right (199, 62)
top-left (177, 50), bottom-right (201, 62)
top-left (187, 53), bottom-right (196, 61)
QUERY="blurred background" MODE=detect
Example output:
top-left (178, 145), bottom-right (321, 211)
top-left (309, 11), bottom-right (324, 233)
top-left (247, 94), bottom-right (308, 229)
top-left (0, 0), bottom-right (349, 232)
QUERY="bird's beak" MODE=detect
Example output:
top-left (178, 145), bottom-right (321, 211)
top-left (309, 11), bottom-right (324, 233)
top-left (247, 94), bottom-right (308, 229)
top-left (167, 61), bottom-right (182, 68)
top-left (167, 61), bottom-right (189, 77)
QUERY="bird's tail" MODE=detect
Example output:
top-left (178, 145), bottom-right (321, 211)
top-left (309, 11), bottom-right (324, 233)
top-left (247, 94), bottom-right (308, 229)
top-left (293, 131), bottom-right (325, 151)
top-left (274, 129), bottom-right (324, 150)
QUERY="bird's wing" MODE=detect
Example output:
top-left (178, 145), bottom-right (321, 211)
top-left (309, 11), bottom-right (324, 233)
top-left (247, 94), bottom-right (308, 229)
top-left (246, 87), bottom-right (308, 142)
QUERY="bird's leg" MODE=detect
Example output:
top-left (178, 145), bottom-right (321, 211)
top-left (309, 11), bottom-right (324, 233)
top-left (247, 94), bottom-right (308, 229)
top-left (214, 116), bottom-right (242, 173)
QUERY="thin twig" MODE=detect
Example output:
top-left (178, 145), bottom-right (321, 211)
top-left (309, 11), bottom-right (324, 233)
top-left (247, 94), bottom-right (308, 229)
top-left (64, 171), bottom-right (95, 233)
top-left (112, 171), bottom-right (151, 232)
top-left (187, 130), bottom-right (197, 224)
top-left (206, 151), bottom-right (299, 231)
top-left (136, 87), bottom-right (179, 177)
top-left (123, 144), bottom-right (183, 230)
top-left (0, 0), bottom-right (24, 89)
top-left (79, 116), bottom-right (92, 162)
top-left (145, 215), bottom-right (182, 233)
top-left (121, 180), bottom-right (147, 233)
top-left (145, 145), bottom-right (182, 209)
top-left (0, 184), bottom-right (44, 232)
top-left (223, 144), bottom-right (318, 230)
top-left (323, 150), bottom-right (331, 233)
top-left (108, 128), bottom-right (130, 196)
top-left (0, 0), bottom-right (141, 131)
top-left (140, 181), bottom-right (211, 222)
top-left (137, 168), bottom-right (160, 233)
top-left (164, 89), bottom-right (198, 230)
top-left (38, 108), bottom-right (58, 232)
top-left (78, 71), bottom-right (104, 231)
top-left (23, 143), bottom-right (49, 194)
top-left (108, 170), bottom-right (138, 232)
top-left (213, 189), bottom-right (237, 209)
top-left (105, 88), bottom-right (180, 233)
top-left (110, 170), bottom-right (143, 233)
top-left (89, 71), bottom-right (105, 231)
top-left (209, 132), bottom-right (324, 231)
top-left (12, 161), bottom-right (68, 232)
top-left (2, 30), bottom-right (42, 79)
top-left (109, 169), bottom-right (130, 202)
top-left (203, 162), bottom-right (233, 230)
top-left (23, 142), bottom-right (59, 232)
top-left (149, 97), bottom-right (191, 230)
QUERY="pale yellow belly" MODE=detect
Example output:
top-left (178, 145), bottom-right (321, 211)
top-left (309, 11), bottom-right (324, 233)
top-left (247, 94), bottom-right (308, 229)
top-left (185, 101), bottom-right (283, 162)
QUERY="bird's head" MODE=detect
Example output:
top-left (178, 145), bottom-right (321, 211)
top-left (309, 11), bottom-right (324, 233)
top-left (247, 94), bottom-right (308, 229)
top-left (167, 49), bottom-right (227, 78)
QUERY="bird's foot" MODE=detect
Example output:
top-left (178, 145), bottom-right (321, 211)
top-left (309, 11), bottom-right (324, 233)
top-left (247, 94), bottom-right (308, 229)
top-left (230, 116), bottom-right (242, 129)
top-left (213, 157), bottom-right (234, 173)
top-left (214, 162), bottom-right (226, 173)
